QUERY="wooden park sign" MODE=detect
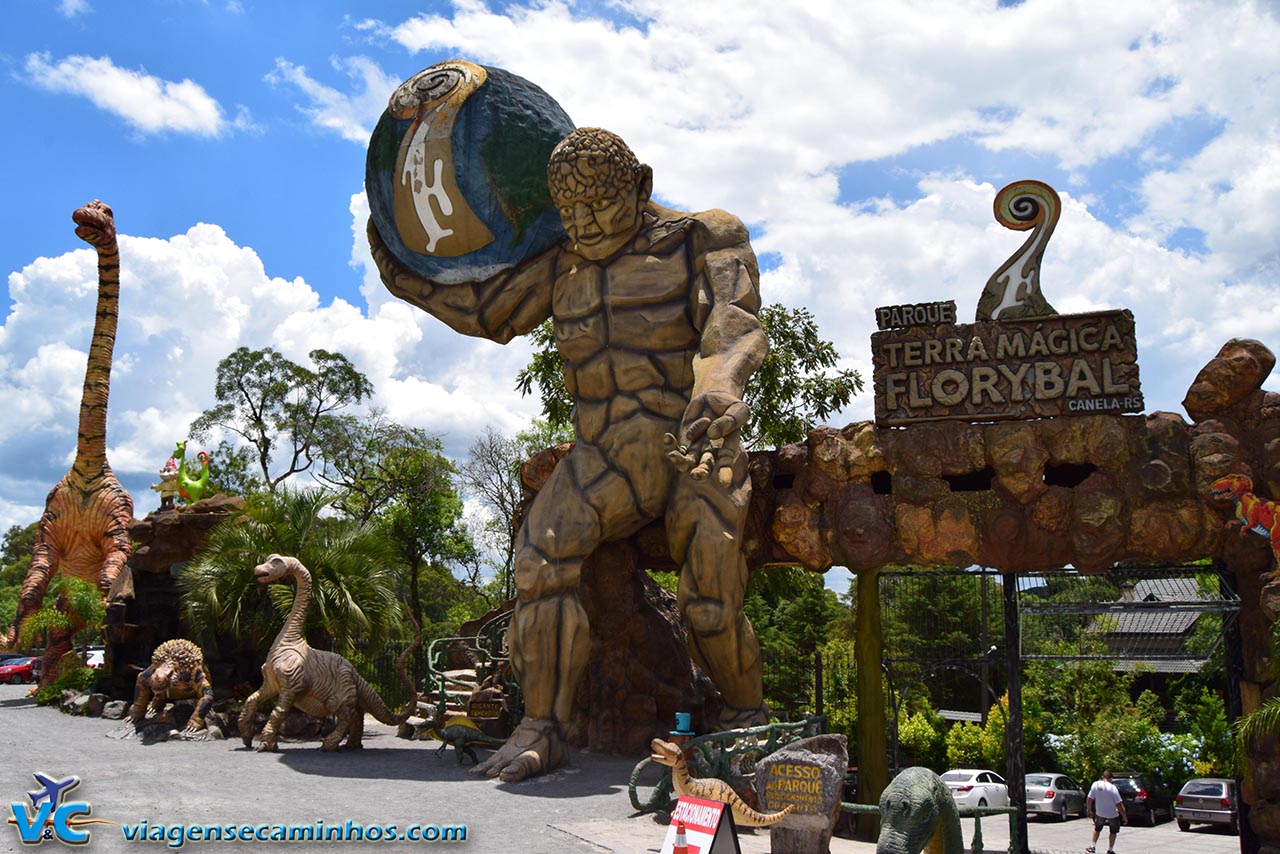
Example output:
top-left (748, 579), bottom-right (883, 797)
top-left (872, 309), bottom-right (1142, 426)
top-left (872, 180), bottom-right (1143, 427)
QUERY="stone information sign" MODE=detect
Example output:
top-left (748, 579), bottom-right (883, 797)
top-left (872, 309), bottom-right (1142, 426)
top-left (756, 734), bottom-right (847, 854)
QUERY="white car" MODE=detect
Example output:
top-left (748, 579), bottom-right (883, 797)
top-left (942, 769), bottom-right (1010, 808)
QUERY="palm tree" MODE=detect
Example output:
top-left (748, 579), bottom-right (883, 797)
top-left (178, 485), bottom-right (406, 659)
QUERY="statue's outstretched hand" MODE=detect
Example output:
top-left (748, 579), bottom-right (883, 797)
top-left (664, 391), bottom-right (749, 487)
top-left (367, 219), bottom-right (433, 297)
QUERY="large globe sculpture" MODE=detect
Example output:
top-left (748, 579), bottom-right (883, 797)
top-left (366, 60), bottom-right (576, 284)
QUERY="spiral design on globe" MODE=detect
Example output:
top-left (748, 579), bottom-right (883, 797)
top-left (388, 62), bottom-right (485, 120)
top-left (993, 180), bottom-right (1059, 232)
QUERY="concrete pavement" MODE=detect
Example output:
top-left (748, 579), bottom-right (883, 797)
top-left (1, 684), bottom-right (1243, 853)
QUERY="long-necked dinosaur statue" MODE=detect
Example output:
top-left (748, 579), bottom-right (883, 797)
top-left (239, 554), bottom-right (420, 752)
top-left (4, 201), bottom-right (134, 688)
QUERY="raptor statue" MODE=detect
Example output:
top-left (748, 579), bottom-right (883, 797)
top-left (1210, 474), bottom-right (1280, 579)
top-left (239, 554), bottom-right (421, 752)
top-left (875, 766), bottom-right (964, 854)
top-left (129, 638), bottom-right (214, 733)
top-left (4, 201), bottom-right (134, 689)
top-left (649, 738), bottom-right (793, 828)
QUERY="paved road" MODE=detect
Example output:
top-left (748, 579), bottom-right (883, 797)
top-left (1, 684), bottom-right (1245, 853)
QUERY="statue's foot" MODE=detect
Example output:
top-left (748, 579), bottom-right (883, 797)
top-left (255, 738), bottom-right (278, 753)
top-left (239, 728), bottom-right (254, 748)
top-left (471, 718), bottom-right (566, 783)
top-left (716, 703), bottom-right (768, 731)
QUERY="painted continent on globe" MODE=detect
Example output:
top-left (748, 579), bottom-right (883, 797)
top-left (366, 60), bottom-right (576, 284)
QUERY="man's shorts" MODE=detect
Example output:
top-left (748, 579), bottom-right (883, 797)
top-left (1093, 815), bottom-right (1122, 834)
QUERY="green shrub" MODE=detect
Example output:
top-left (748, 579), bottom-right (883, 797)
top-left (946, 721), bottom-right (985, 768)
top-left (34, 666), bottom-right (99, 707)
top-left (898, 704), bottom-right (945, 770)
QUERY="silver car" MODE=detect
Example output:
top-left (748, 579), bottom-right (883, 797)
top-left (1024, 772), bottom-right (1087, 821)
top-left (1175, 778), bottom-right (1239, 835)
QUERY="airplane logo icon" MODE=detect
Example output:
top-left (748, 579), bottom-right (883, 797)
top-left (27, 773), bottom-right (80, 808)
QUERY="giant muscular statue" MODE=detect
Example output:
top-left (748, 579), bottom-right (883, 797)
top-left (369, 126), bottom-right (769, 782)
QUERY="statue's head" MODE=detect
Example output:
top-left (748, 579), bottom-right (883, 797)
top-left (547, 127), bottom-right (653, 261)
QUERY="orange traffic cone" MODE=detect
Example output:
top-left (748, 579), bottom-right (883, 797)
top-left (673, 819), bottom-right (689, 854)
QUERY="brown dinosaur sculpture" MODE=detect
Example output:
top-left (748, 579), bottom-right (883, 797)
top-left (129, 638), bottom-right (214, 733)
top-left (239, 554), bottom-right (420, 752)
top-left (5, 201), bottom-right (134, 688)
top-left (649, 737), bottom-right (794, 827)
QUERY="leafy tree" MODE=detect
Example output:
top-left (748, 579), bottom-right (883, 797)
top-left (746, 304), bottom-right (863, 447)
top-left (458, 420), bottom-right (573, 602)
top-left (746, 566), bottom-right (841, 714)
top-left (178, 486), bottom-right (405, 659)
top-left (206, 439), bottom-right (263, 498)
top-left (189, 347), bottom-right (373, 491)
top-left (513, 303), bottom-right (862, 448)
top-left (0, 522), bottom-right (37, 634)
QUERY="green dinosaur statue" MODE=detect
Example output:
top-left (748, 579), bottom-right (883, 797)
top-left (425, 715), bottom-right (506, 765)
top-left (171, 440), bottom-right (210, 505)
top-left (876, 766), bottom-right (964, 854)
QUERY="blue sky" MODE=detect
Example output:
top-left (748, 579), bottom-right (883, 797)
top-left (2, 1), bottom-right (1279, 589)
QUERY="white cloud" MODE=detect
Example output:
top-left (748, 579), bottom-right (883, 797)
top-left (0, 213), bottom-right (541, 530)
top-left (58, 0), bottom-right (91, 17)
top-left (23, 53), bottom-right (236, 137)
top-left (265, 56), bottom-right (402, 144)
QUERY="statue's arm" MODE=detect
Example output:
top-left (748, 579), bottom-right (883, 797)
top-left (367, 218), bottom-right (555, 344)
top-left (683, 210), bottom-right (768, 439)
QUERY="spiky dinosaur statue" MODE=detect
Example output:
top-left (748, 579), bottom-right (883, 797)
top-left (424, 714), bottom-right (506, 764)
top-left (129, 638), bottom-right (214, 733)
top-left (171, 440), bottom-right (210, 505)
top-left (1210, 474), bottom-right (1280, 579)
top-left (875, 766), bottom-right (964, 854)
top-left (649, 738), bottom-right (793, 828)
top-left (4, 201), bottom-right (134, 689)
top-left (239, 554), bottom-right (421, 752)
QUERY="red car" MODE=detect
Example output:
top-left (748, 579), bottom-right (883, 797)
top-left (0, 656), bottom-right (38, 684)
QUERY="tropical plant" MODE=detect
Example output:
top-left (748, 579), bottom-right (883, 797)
top-left (178, 486), bottom-right (405, 658)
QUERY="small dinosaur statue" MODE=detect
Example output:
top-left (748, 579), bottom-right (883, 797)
top-left (129, 638), bottom-right (214, 733)
top-left (1210, 474), bottom-right (1280, 578)
top-left (875, 766), bottom-right (964, 854)
top-left (239, 554), bottom-right (421, 752)
top-left (424, 714), bottom-right (506, 764)
top-left (5, 201), bottom-right (134, 690)
top-left (171, 440), bottom-right (210, 505)
top-left (649, 738), bottom-right (793, 828)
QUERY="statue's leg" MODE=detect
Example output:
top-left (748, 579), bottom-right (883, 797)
top-left (473, 453), bottom-right (614, 783)
top-left (8, 541), bottom-right (57, 649)
top-left (185, 679), bottom-right (214, 732)
top-left (259, 688), bottom-right (295, 752)
top-left (345, 707), bottom-right (365, 749)
top-left (668, 452), bottom-right (765, 728)
top-left (321, 707), bottom-right (354, 752)
top-left (129, 669), bottom-right (154, 724)
top-left (239, 681), bottom-right (277, 747)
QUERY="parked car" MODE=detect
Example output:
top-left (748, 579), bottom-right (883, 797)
top-left (80, 646), bottom-right (105, 670)
top-left (1025, 772), bottom-right (1087, 821)
top-left (1175, 778), bottom-right (1239, 834)
top-left (1111, 772), bottom-right (1174, 826)
top-left (0, 651), bottom-right (29, 664)
top-left (0, 656), bottom-right (38, 684)
top-left (941, 769), bottom-right (1010, 808)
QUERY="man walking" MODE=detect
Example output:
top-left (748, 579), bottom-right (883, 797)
top-left (1086, 770), bottom-right (1128, 854)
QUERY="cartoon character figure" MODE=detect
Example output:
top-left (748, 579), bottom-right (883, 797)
top-left (150, 461), bottom-right (180, 511)
top-left (1209, 474), bottom-right (1280, 578)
